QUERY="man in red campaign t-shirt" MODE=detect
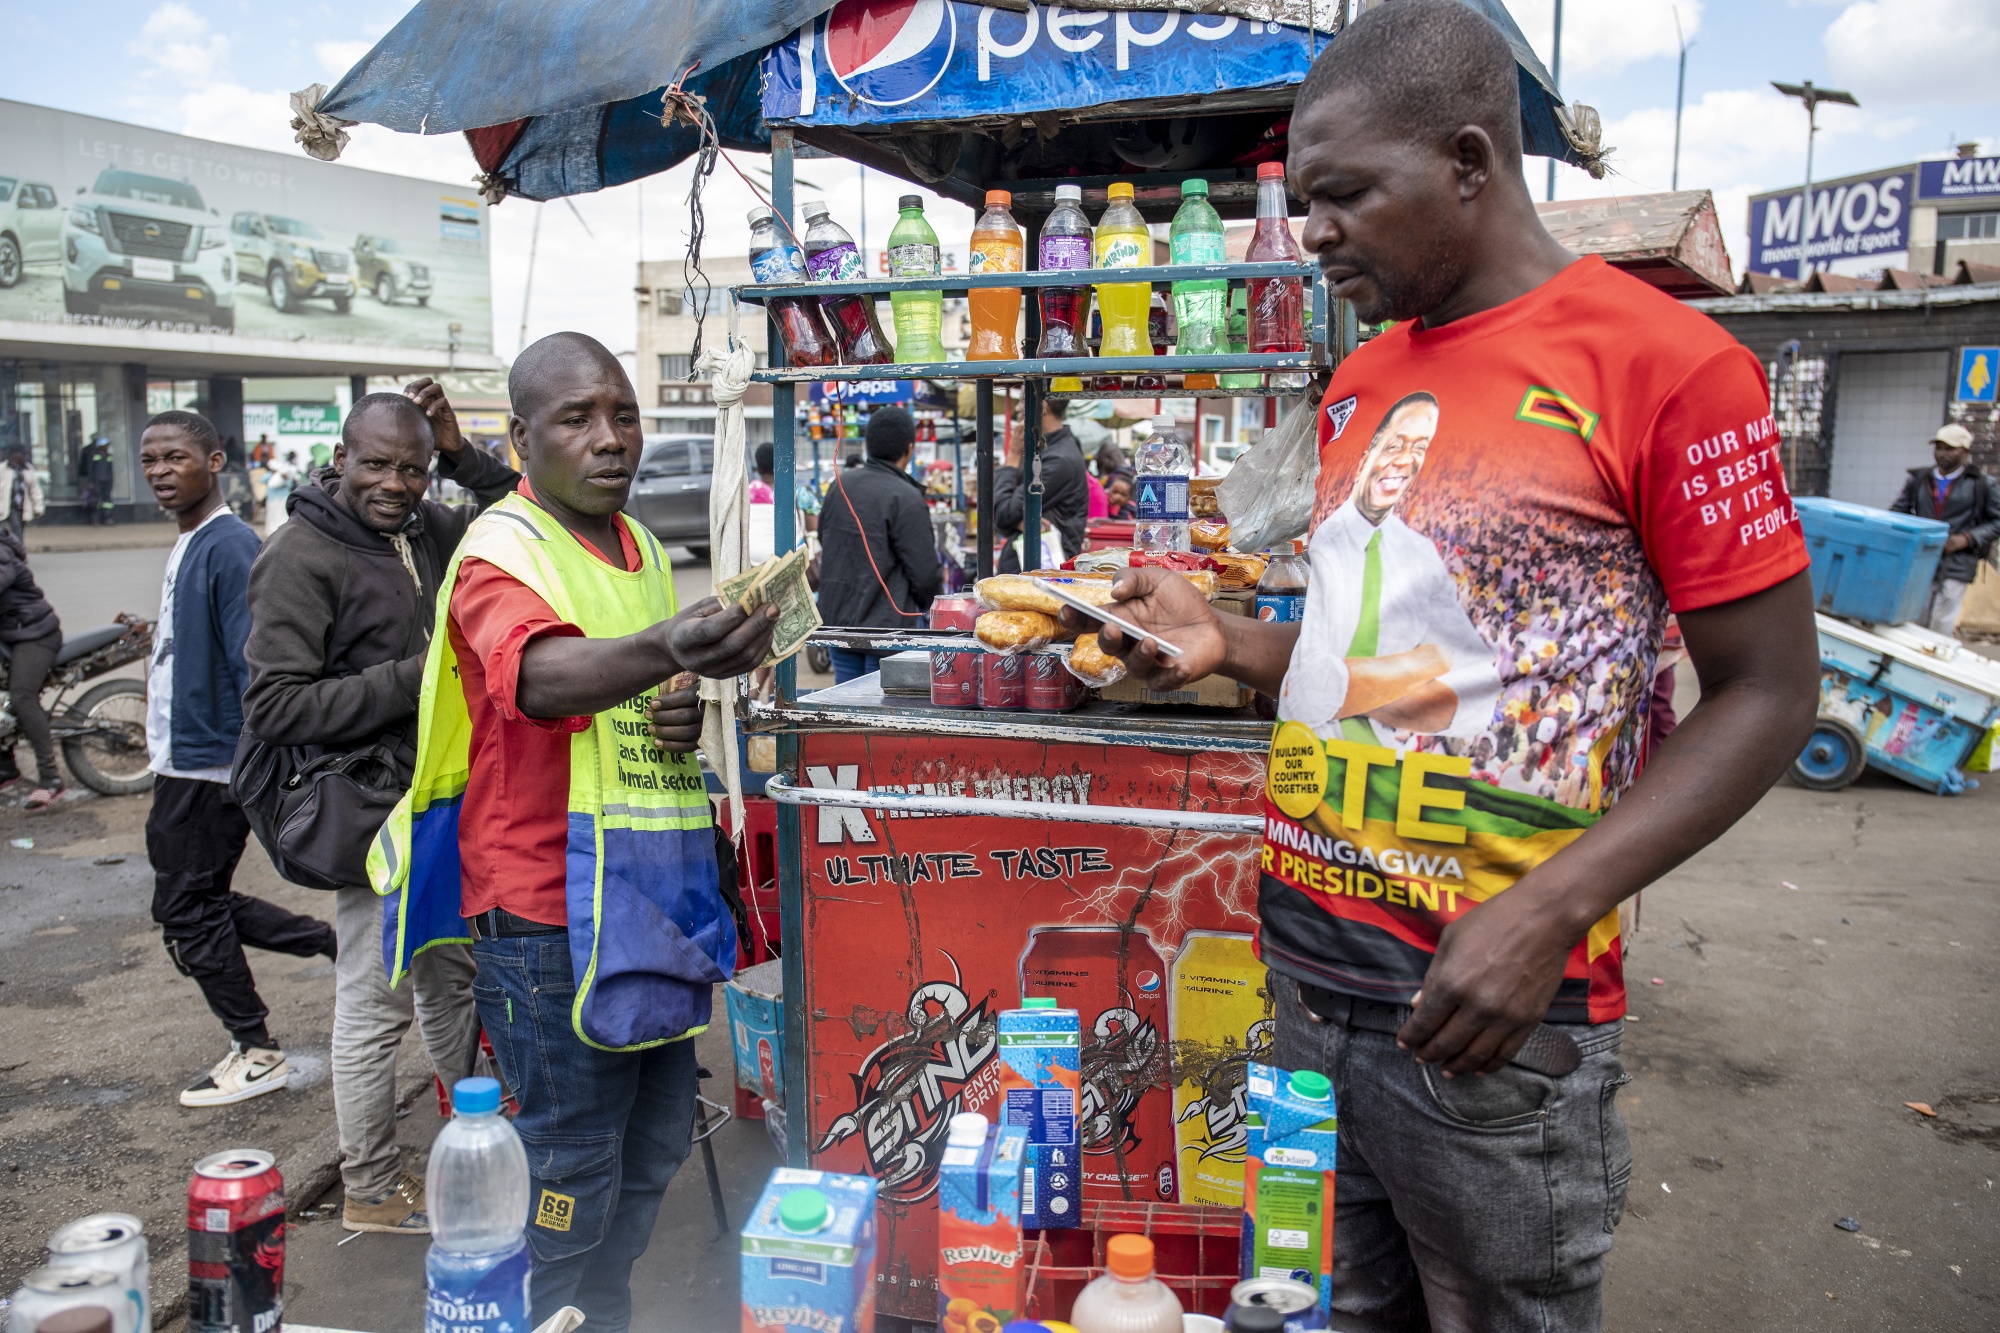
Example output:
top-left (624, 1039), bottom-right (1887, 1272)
top-left (1064, 3), bottom-right (1819, 1328)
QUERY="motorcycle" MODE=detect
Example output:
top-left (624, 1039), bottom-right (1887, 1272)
top-left (0, 613), bottom-right (155, 796)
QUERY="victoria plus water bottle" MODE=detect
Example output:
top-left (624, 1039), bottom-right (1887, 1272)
top-left (425, 1078), bottom-right (532, 1333)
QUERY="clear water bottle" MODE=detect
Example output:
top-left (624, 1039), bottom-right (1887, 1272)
top-left (425, 1078), bottom-right (531, 1333)
top-left (1135, 416), bottom-right (1191, 553)
top-left (1068, 1234), bottom-right (1183, 1333)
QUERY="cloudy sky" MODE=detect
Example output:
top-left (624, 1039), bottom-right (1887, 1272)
top-left (11, 0), bottom-right (1997, 361)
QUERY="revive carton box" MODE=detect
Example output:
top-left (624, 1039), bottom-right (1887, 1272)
top-left (995, 1001), bottom-right (1082, 1230)
top-left (741, 1167), bottom-right (877, 1333)
top-left (1240, 1064), bottom-right (1338, 1320)
top-left (725, 958), bottom-right (785, 1105)
top-left (937, 1115), bottom-right (1029, 1333)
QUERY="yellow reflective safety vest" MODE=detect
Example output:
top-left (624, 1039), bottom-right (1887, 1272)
top-left (367, 493), bottom-right (733, 1051)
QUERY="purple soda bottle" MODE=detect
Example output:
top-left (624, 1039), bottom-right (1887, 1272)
top-left (801, 199), bottom-right (891, 365)
top-left (747, 206), bottom-right (835, 368)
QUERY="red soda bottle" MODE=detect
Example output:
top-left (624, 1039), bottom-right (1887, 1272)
top-left (1247, 162), bottom-right (1306, 388)
top-left (747, 206), bottom-right (835, 368)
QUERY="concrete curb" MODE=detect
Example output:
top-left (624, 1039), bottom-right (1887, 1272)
top-left (149, 1071), bottom-right (436, 1330)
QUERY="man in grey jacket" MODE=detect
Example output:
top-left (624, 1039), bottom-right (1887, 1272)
top-left (244, 382), bottom-right (518, 1233)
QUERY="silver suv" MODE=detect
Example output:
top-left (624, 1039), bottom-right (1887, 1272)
top-left (0, 178), bottom-right (63, 288)
top-left (60, 169), bottom-right (234, 328)
top-left (230, 212), bottom-right (355, 314)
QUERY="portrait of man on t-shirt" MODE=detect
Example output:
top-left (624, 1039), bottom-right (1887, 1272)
top-left (1282, 392), bottom-right (1500, 746)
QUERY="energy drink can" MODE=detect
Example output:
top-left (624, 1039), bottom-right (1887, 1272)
top-left (1170, 932), bottom-right (1274, 1207)
top-left (47, 1214), bottom-right (150, 1333)
top-left (1019, 926), bottom-right (1176, 1203)
top-left (1226, 1277), bottom-right (1324, 1331)
top-left (932, 651), bottom-right (979, 707)
top-left (979, 653), bottom-right (1026, 709)
top-left (187, 1149), bottom-right (284, 1333)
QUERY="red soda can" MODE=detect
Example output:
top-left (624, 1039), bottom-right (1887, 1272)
top-left (1019, 926), bottom-right (1177, 1203)
top-left (930, 650), bottom-right (978, 707)
top-left (187, 1150), bottom-right (284, 1333)
top-left (1025, 655), bottom-right (1084, 712)
top-left (979, 652), bottom-right (1026, 709)
top-left (928, 592), bottom-right (980, 632)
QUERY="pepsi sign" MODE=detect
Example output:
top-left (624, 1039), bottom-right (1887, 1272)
top-left (762, 1), bottom-right (1316, 128)
top-left (1746, 168), bottom-right (1915, 276)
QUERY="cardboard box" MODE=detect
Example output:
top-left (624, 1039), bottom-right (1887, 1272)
top-left (938, 1117), bottom-right (1029, 1332)
top-left (741, 1167), bottom-right (878, 1333)
top-left (725, 958), bottom-right (784, 1104)
top-left (995, 1003), bottom-right (1082, 1230)
top-left (1098, 673), bottom-right (1256, 709)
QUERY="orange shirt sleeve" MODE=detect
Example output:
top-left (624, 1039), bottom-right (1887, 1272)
top-left (448, 557), bottom-right (591, 732)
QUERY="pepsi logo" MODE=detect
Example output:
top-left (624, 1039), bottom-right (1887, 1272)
top-left (1135, 969), bottom-right (1161, 994)
top-left (823, 0), bottom-right (957, 107)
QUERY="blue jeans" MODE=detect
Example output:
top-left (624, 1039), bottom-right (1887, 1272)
top-left (829, 647), bottom-right (884, 684)
top-left (471, 935), bottom-right (699, 1333)
top-left (1272, 975), bottom-right (1631, 1333)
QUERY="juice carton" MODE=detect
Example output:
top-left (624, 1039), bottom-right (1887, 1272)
top-left (1239, 1064), bottom-right (1338, 1321)
top-left (741, 1167), bottom-right (878, 1333)
top-left (996, 999), bottom-right (1082, 1229)
top-left (938, 1113), bottom-right (1029, 1333)
top-left (726, 958), bottom-right (785, 1105)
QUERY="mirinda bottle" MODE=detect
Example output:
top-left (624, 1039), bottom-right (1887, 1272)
top-left (1093, 182), bottom-right (1153, 359)
top-left (968, 190), bottom-right (1024, 360)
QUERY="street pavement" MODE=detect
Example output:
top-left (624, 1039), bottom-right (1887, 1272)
top-left (0, 542), bottom-right (1993, 1332)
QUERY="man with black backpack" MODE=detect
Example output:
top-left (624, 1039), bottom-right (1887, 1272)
top-left (242, 382), bottom-right (518, 1234)
top-left (1890, 423), bottom-right (2000, 637)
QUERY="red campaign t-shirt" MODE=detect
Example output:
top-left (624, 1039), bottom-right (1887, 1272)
top-left (451, 482), bottom-right (642, 927)
top-left (1259, 256), bottom-right (1809, 1023)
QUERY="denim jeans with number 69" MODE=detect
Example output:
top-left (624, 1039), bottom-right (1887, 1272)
top-left (1271, 975), bottom-right (1633, 1333)
top-left (470, 934), bottom-right (699, 1333)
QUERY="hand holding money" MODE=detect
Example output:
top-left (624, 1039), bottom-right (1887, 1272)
top-left (712, 546), bottom-right (822, 668)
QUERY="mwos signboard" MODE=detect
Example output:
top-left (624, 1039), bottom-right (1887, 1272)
top-left (0, 97), bottom-right (492, 355)
top-left (1747, 168), bottom-right (1916, 277)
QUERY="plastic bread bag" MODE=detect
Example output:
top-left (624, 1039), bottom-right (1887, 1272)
top-left (976, 574), bottom-right (1116, 616)
top-left (1064, 633), bottom-right (1127, 687)
top-left (1217, 399), bottom-right (1319, 554)
top-left (976, 610), bottom-right (1058, 654)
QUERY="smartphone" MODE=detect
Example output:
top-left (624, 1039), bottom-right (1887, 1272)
top-left (1030, 578), bottom-right (1185, 659)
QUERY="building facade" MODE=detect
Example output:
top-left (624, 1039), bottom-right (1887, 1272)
top-left (635, 257), bottom-right (774, 446)
top-left (1747, 145), bottom-right (2000, 282)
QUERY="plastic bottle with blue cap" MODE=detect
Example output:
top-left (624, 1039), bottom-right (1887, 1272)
top-left (425, 1077), bottom-right (532, 1333)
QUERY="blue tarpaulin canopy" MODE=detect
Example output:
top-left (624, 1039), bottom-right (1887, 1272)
top-left (311, 0), bottom-right (1595, 204)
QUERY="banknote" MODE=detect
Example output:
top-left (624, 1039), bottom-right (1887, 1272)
top-left (715, 546), bottom-right (820, 666)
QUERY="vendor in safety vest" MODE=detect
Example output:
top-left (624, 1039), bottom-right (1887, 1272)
top-left (370, 332), bottom-right (776, 1330)
top-left (1066, 5), bottom-right (1819, 1329)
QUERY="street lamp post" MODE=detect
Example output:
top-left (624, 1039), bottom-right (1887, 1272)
top-left (1546, 0), bottom-right (1563, 202)
top-left (1671, 8), bottom-right (1690, 192)
top-left (1772, 80), bottom-right (1861, 284)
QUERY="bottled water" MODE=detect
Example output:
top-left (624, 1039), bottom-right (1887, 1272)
top-left (425, 1078), bottom-right (531, 1333)
top-left (1135, 416), bottom-right (1191, 554)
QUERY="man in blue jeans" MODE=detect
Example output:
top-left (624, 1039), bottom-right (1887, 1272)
top-left (377, 334), bottom-right (775, 1329)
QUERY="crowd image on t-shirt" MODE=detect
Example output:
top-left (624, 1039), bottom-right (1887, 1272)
top-left (1377, 467), bottom-right (1671, 812)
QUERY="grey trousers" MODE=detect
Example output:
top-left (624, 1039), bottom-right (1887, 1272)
top-left (332, 886), bottom-right (479, 1200)
top-left (1925, 577), bottom-right (1971, 636)
top-left (1272, 976), bottom-right (1632, 1333)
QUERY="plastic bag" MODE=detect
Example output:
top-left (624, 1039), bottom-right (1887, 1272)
top-left (1216, 401), bottom-right (1320, 553)
top-left (976, 610), bottom-right (1057, 654)
top-left (1064, 633), bottom-right (1126, 687)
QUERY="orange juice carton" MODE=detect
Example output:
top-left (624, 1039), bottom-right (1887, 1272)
top-left (937, 1112), bottom-right (1028, 1333)
top-left (996, 999), bottom-right (1082, 1229)
top-left (741, 1167), bottom-right (877, 1333)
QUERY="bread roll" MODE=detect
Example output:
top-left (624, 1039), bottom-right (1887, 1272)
top-left (1065, 633), bottom-right (1125, 687)
top-left (976, 574), bottom-right (1117, 616)
top-left (976, 610), bottom-right (1058, 653)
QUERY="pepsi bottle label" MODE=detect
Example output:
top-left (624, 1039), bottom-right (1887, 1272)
top-left (1135, 475), bottom-right (1190, 523)
top-left (750, 245), bottom-right (806, 284)
top-left (1256, 595), bottom-right (1305, 624)
top-left (806, 242), bottom-right (865, 283)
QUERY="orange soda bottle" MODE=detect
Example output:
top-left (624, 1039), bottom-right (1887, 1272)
top-left (968, 189), bottom-right (1024, 360)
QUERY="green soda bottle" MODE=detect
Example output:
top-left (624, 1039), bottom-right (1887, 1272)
top-left (886, 194), bottom-right (944, 363)
top-left (1169, 178), bottom-right (1227, 390)
top-left (1220, 284), bottom-right (1259, 389)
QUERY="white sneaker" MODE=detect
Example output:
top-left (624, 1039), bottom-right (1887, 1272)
top-left (180, 1044), bottom-right (295, 1107)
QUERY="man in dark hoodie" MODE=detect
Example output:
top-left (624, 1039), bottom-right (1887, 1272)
top-left (244, 381), bottom-right (519, 1234)
top-left (0, 525), bottom-right (64, 808)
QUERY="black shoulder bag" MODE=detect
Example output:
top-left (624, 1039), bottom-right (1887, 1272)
top-left (231, 730), bottom-right (406, 891)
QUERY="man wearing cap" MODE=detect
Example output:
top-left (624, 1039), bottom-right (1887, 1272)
top-left (1891, 423), bottom-right (2000, 636)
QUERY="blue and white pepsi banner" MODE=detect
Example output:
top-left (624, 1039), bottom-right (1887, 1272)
top-left (760, 0), bottom-right (1316, 127)
top-left (1747, 169), bottom-right (1916, 275)
top-left (1919, 156), bottom-right (2000, 202)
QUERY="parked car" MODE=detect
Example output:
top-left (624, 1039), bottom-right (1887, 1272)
top-left (627, 434), bottom-right (713, 561)
top-left (0, 177), bottom-right (63, 287)
top-left (353, 234), bottom-right (432, 307)
top-left (230, 212), bottom-right (355, 314)
top-left (60, 169), bottom-right (234, 328)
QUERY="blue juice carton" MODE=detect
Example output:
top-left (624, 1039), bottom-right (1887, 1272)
top-left (1240, 1064), bottom-right (1338, 1321)
top-left (995, 999), bottom-right (1082, 1230)
top-left (741, 1167), bottom-right (878, 1333)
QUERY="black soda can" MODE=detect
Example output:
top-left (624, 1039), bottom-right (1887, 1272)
top-left (187, 1149), bottom-right (284, 1333)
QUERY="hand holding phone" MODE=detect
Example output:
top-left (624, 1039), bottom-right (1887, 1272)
top-left (1045, 567), bottom-right (1233, 692)
top-left (1030, 579), bottom-right (1185, 659)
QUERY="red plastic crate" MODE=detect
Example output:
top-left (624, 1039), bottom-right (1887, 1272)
top-left (1023, 1201), bottom-right (1244, 1321)
top-left (720, 795), bottom-right (782, 967)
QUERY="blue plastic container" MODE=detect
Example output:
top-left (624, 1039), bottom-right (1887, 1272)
top-left (1793, 496), bottom-right (1948, 625)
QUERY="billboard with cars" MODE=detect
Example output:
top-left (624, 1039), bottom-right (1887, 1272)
top-left (0, 98), bottom-right (491, 354)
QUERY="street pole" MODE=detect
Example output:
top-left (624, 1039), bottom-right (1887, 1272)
top-left (1671, 9), bottom-right (1688, 191)
top-left (1546, 0), bottom-right (1563, 201)
top-left (1772, 81), bottom-right (1860, 284)
top-left (518, 201), bottom-right (543, 355)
